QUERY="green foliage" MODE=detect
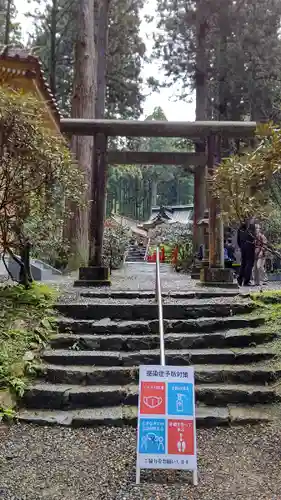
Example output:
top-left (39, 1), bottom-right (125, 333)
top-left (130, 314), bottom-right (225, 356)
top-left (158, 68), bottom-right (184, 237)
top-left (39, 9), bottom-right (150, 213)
top-left (212, 123), bottom-right (281, 223)
top-left (250, 292), bottom-right (281, 366)
top-left (0, 88), bottom-right (86, 282)
top-left (153, 0), bottom-right (281, 121)
top-left (170, 227), bottom-right (193, 272)
top-left (252, 290), bottom-right (281, 306)
top-left (107, 107), bottom-right (194, 220)
top-left (0, 282), bottom-right (58, 305)
top-left (0, 282), bottom-right (58, 415)
top-left (263, 208), bottom-right (281, 248)
top-left (27, 0), bottom-right (145, 118)
top-left (102, 219), bottom-right (131, 270)
top-left (149, 223), bottom-right (193, 271)
top-left (0, 0), bottom-right (22, 45)
top-left (149, 223), bottom-right (190, 245)
top-left (251, 292), bottom-right (281, 342)
top-left (0, 406), bottom-right (16, 422)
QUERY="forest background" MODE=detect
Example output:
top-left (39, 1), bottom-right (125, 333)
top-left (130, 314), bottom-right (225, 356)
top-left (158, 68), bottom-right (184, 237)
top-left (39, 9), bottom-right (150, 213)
top-left (1, 0), bottom-right (281, 224)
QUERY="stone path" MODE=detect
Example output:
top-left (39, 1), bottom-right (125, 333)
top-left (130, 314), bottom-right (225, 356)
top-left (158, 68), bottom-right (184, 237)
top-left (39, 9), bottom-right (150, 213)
top-left (2, 259), bottom-right (281, 295)
top-left (111, 262), bottom-right (198, 291)
top-left (106, 262), bottom-right (281, 293)
top-left (48, 262), bottom-right (281, 296)
top-left (47, 262), bottom-right (200, 297)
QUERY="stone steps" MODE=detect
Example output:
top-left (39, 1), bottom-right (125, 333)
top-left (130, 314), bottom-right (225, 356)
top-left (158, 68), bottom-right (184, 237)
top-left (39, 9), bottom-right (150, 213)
top-left (18, 404), bottom-right (276, 428)
top-left (19, 287), bottom-right (280, 428)
top-left (41, 348), bottom-right (275, 366)
top-left (49, 329), bottom-right (276, 351)
top-left (56, 302), bottom-right (255, 320)
top-left (79, 290), bottom-right (242, 299)
top-left (57, 316), bottom-right (265, 335)
top-left (125, 246), bottom-right (146, 263)
top-left (22, 382), bottom-right (281, 410)
top-left (41, 363), bottom-right (281, 386)
top-left (126, 258), bottom-right (145, 263)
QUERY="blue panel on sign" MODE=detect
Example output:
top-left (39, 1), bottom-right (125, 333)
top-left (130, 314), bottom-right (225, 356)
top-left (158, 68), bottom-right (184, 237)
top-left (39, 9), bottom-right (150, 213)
top-left (138, 418), bottom-right (166, 454)
top-left (167, 383), bottom-right (194, 416)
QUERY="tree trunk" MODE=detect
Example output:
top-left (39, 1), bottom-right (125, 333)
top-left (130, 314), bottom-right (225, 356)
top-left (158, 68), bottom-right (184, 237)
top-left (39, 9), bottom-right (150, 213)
top-left (194, 0), bottom-right (208, 253)
top-left (89, 0), bottom-right (110, 266)
top-left (4, 0), bottom-right (11, 45)
top-left (217, 7), bottom-right (229, 124)
top-left (19, 242), bottom-right (33, 288)
top-left (195, 0), bottom-right (208, 122)
top-left (94, 0), bottom-right (110, 119)
top-left (151, 180), bottom-right (157, 206)
top-left (176, 175), bottom-right (181, 204)
top-left (135, 177), bottom-right (139, 219)
top-left (49, 0), bottom-right (58, 97)
top-left (64, 0), bottom-right (96, 269)
top-left (147, 180), bottom-right (151, 217)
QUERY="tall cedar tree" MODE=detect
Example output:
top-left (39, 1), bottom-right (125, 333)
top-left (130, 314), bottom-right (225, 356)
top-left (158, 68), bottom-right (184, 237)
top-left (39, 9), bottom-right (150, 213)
top-left (27, 0), bottom-right (145, 118)
top-left (153, 0), bottom-right (281, 122)
top-left (63, 0), bottom-right (96, 267)
top-left (0, 0), bottom-right (21, 45)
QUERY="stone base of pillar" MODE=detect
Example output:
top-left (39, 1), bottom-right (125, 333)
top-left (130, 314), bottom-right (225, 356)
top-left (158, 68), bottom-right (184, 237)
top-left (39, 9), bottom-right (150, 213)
top-left (191, 263), bottom-right (201, 279)
top-left (74, 266), bottom-right (111, 287)
top-left (198, 267), bottom-right (238, 288)
top-left (191, 259), bottom-right (209, 279)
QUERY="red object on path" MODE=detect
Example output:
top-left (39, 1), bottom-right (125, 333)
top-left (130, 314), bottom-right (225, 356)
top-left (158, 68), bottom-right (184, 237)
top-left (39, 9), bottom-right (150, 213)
top-left (161, 246), bottom-right (165, 262)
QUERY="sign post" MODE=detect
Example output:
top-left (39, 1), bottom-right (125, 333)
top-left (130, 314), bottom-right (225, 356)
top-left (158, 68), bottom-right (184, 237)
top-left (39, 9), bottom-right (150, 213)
top-left (136, 365), bottom-right (198, 486)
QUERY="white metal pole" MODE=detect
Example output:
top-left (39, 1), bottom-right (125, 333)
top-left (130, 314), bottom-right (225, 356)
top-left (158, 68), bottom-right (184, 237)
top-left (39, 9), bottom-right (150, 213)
top-left (156, 246), bottom-right (165, 366)
top-left (136, 466), bottom-right (140, 484)
top-left (220, 213), bottom-right (224, 268)
top-left (193, 470), bottom-right (198, 486)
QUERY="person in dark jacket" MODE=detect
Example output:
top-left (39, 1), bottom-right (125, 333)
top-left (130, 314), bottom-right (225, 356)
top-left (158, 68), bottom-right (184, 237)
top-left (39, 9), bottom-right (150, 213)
top-left (237, 220), bottom-right (256, 286)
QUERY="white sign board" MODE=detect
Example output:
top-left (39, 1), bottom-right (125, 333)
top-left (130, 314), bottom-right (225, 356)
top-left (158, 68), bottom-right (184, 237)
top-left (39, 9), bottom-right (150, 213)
top-left (136, 365), bottom-right (198, 485)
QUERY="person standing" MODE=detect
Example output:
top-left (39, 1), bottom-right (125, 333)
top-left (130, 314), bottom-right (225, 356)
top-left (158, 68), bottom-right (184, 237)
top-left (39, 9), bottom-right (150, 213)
top-left (237, 220), bottom-right (256, 286)
top-left (253, 225), bottom-right (267, 286)
top-left (224, 239), bottom-right (236, 268)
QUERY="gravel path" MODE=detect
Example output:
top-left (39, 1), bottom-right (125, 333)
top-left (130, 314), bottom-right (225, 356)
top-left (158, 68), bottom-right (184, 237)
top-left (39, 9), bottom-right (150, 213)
top-left (46, 262), bottom-right (281, 301)
top-left (57, 296), bottom-right (251, 305)
top-left (1, 422), bottom-right (281, 500)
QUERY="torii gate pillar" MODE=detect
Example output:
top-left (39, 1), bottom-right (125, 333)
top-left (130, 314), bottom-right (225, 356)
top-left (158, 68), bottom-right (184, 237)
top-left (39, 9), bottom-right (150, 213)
top-left (199, 134), bottom-right (237, 288)
top-left (193, 165), bottom-right (206, 252)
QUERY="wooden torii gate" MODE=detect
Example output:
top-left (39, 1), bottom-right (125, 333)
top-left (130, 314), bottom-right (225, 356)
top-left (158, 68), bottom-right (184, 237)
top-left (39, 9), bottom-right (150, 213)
top-left (60, 119), bottom-right (256, 286)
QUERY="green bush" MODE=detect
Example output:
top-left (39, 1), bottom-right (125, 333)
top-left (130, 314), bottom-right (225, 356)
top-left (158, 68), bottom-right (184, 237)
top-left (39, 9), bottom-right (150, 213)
top-left (149, 223), bottom-right (193, 271)
top-left (0, 283), bottom-right (58, 417)
top-left (0, 88), bottom-right (85, 286)
top-left (102, 220), bottom-right (130, 270)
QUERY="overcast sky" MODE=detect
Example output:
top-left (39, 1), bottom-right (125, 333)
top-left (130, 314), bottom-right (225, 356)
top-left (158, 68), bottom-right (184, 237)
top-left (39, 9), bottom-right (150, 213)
top-left (15, 0), bottom-right (195, 121)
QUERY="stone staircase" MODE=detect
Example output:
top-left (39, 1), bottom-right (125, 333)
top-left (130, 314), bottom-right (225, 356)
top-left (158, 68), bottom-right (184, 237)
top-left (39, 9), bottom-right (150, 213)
top-left (18, 290), bottom-right (281, 427)
top-left (126, 244), bottom-right (146, 262)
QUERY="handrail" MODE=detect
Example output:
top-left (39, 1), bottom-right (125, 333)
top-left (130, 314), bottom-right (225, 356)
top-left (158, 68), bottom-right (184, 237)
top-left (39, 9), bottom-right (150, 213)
top-left (123, 247), bottom-right (129, 264)
top-left (144, 237), bottom-right (150, 261)
top-left (155, 246), bottom-right (166, 366)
